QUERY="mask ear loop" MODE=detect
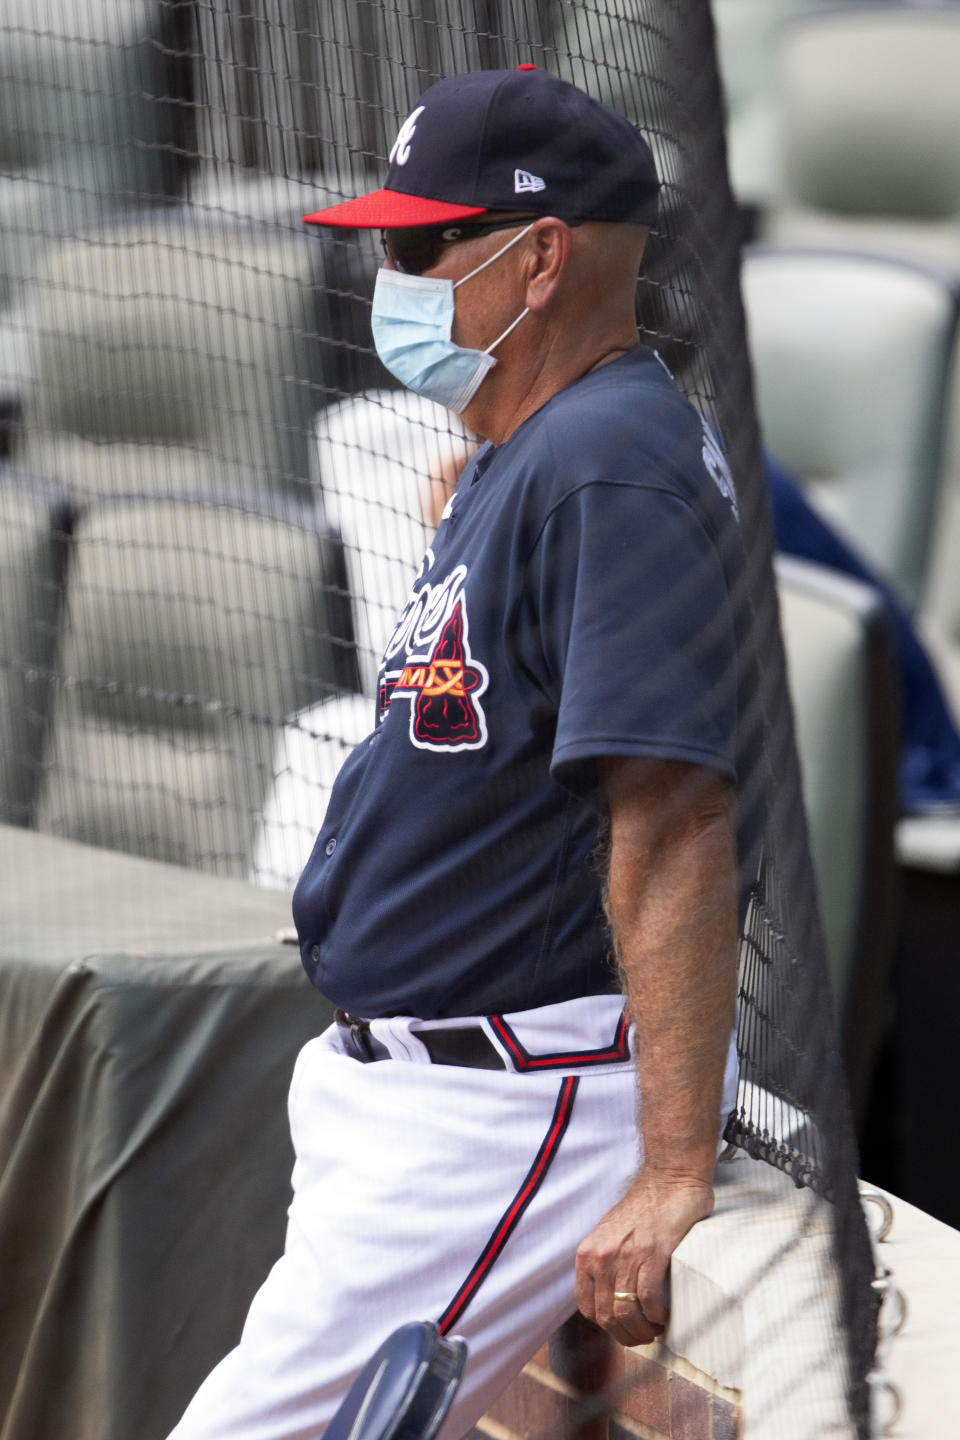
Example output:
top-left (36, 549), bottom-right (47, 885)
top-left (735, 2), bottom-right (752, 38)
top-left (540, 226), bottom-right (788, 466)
top-left (482, 305), bottom-right (530, 356)
top-left (453, 221), bottom-right (536, 289)
top-left (453, 220), bottom-right (536, 357)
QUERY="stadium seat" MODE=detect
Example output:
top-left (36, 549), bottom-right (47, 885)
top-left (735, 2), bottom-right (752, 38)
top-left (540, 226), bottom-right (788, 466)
top-left (750, 3), bottom-right (960, 720)
top-left (741, 247), bottom-right (960, 608)
top-left (904, 421), bottom-right (960, 871)
top-left (0, 1), bottom-right (179, 348)
top-left (32, 497), bottom-right (342, 876)
top-left (250, 390), bottom-right (470, 889)
top-left (712, 0), bottom-right (842, 213)
top-left (776, 556), bottom-right (899, 1122)
top-left (312, 390), bottom-right (471, 695)
top-left (0, 474), bottom-right (69, 827)
top-left (762, 5), bottom-right (960, 270)
top-left (187, 171), bottom-right (386, 402)
top-left (252, 692), bottom-right (373, 891)
top-left (918, 388), bottom-right (960, 723)
top-left (13, 211), bottom-right (333, 503)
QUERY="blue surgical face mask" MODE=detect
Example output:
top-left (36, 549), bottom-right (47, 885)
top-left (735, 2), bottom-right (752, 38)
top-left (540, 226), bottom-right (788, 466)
top-left (371, 222), bottom-right (535, 414)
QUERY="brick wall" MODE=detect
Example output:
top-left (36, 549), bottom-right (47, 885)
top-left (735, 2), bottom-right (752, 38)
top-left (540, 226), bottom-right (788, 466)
top-left (474, 1315), bottom-right (741, 1440)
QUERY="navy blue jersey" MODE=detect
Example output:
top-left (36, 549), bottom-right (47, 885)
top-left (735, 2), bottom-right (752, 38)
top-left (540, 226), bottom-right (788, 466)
top-left (293, 346), bottom-right (757, 1019)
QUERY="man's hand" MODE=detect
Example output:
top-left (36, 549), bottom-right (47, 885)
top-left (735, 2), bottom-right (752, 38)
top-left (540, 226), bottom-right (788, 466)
top-left (575, 1171), bottom-right (714, 1346)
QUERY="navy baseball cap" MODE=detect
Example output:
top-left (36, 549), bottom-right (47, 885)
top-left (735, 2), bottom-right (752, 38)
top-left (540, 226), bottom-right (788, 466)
top-left (303, 66), bottom-right (660, 229)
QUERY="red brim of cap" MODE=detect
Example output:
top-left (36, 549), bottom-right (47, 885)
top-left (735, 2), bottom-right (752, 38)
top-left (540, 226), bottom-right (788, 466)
top-left (302, 188), bottom-right (487, 229)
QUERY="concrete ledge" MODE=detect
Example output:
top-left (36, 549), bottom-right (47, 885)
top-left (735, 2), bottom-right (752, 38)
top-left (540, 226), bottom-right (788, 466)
top-left (480, 1161), bottom-right (960, 1439)
top-left (480, 1148), bottom-right (855, 1440)
top-left (861, 1183), bottom-right (960, 1438)
top-left (667, 1149), bottom-right (852, 1437)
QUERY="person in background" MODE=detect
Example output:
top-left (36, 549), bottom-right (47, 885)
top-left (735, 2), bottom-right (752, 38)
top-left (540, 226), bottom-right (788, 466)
top-left (766, 454), bottom-right (960, 813)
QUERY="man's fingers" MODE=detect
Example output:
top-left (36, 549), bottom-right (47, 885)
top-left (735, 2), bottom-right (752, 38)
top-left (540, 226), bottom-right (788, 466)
top-left (636, 1269), bottom-right (669, 1330)
top-left (574, 1255), bottom-right (597, 1324)
top-left (612, 1280), bottom-right (665, 1341)
top-left (602, 1292), bottom-right (663, 1347)
top-left (602, 1250), bottom-right (669, 1333)
top-left (579, 1250), bottom-right (666, 1348)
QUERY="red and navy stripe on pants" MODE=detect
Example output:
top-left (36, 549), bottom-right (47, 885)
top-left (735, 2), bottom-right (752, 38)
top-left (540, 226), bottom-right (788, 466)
top-left (436, 1075), bottom-right (579, 1336)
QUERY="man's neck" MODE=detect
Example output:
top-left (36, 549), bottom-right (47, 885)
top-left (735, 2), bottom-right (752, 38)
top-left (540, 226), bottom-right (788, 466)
top-left (464, 331), bottom-right (638, 446)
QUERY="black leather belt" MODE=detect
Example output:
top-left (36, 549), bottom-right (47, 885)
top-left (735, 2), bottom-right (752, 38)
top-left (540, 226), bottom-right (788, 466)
top-left (335, 1010), bottom-right (506, 1070)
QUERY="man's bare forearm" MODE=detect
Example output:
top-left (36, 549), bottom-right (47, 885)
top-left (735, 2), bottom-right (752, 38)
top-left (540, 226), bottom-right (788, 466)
top-left (604, 756), bottom-right (738, 1185)
top-left (575, 755), bottom-right (738, 1346)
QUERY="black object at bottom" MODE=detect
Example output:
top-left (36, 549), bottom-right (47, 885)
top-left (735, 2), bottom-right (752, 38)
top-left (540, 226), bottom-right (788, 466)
top-left (324, 1321), bottom-right (467, 1440)
top-left (335, 1011), bottom-right (506, 1070)
top-left (890, 867), bottom-right (960, 1229)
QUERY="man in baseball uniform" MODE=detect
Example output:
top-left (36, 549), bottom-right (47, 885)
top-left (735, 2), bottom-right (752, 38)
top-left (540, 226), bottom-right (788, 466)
top-left (169, 66), bottom-right (757, 1440)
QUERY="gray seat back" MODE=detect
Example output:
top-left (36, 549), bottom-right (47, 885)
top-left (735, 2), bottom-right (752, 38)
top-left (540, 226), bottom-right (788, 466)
top-left (16, 213), bottom-right (327, 502)
top-left (0, 475), bottom-right (68, 825)
top-left (742, 247), bottom-right (960, 607)
top-left (33, 498), bottom-right (338, 876)
top-left (918, 387), bottom-right (960, 712)
top-left (313, 390), bottom-right (471, 696)
top-left (763, 5), bottom-right (960, 269)
top-left (776, 556), bottom-right (899, 1120)
top-left (0, 0), bottom-right (175, 311)
top-left (712, 0), bottom-right (841, 210)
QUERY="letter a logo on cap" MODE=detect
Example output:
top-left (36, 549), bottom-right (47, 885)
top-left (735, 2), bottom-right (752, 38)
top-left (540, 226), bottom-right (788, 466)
top-left (514, 168), bottom-right (546, 194)
top-left (390, 105), bottom-right (426, 167)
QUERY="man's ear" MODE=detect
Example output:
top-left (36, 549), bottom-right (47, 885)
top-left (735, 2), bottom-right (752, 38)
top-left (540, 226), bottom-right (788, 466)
top-left (523, 218), bottom-right (572, 312)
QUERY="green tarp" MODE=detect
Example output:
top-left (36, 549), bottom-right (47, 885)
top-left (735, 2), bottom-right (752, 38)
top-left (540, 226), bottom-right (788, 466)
top-left (0, 827), bottom-right (334, 1440)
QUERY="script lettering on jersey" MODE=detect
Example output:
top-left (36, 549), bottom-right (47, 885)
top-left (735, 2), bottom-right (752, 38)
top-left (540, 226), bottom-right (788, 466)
top-left (700, 419), bottom-right (739, 522)
top-left (379, 551), bottom-right (489, 751)
top-left (652, 349), bottom-right (740, 523)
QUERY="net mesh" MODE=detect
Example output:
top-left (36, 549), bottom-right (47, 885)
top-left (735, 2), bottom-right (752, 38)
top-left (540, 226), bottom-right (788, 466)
top-left (0, 0), bottom-right (876, 1431)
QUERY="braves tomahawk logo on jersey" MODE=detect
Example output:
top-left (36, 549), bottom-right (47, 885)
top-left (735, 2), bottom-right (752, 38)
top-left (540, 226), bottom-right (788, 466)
top-left (378, 551), bottom-right (489, 751)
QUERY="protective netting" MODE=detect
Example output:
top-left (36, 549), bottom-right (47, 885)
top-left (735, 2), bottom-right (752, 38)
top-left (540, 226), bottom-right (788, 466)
top-left (0, 0), bottom-right (876, 1432)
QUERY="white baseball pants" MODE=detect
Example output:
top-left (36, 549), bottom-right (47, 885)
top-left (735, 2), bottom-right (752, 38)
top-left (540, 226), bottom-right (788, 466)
top-left (167, 994), bottom-right (738, 1440)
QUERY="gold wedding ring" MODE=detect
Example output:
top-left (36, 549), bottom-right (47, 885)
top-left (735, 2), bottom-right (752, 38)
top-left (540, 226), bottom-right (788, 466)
top-left (613, 1290), bottom-right (640, 1303)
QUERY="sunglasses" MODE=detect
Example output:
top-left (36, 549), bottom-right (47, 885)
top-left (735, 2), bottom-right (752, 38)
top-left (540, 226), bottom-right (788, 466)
top-left (380, 215), bottom-right (544, 276)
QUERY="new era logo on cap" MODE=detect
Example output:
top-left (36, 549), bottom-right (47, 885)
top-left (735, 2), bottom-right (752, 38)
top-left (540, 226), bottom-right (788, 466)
top-left (514, 168), bottom-right (546, 194)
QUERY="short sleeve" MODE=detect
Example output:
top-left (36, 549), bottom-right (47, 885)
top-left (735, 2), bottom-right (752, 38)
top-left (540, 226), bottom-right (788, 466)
top-left (529, 480), bottom-right (738, 801)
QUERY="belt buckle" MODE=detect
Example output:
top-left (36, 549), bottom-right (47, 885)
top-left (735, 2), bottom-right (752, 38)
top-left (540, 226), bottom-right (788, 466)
top-left (335, 1008), bottom-right (377, 1062)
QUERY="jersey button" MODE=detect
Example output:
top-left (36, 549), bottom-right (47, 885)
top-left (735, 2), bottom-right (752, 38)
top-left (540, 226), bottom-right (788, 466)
top-left (324, 837), bottom-right (337, 856)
